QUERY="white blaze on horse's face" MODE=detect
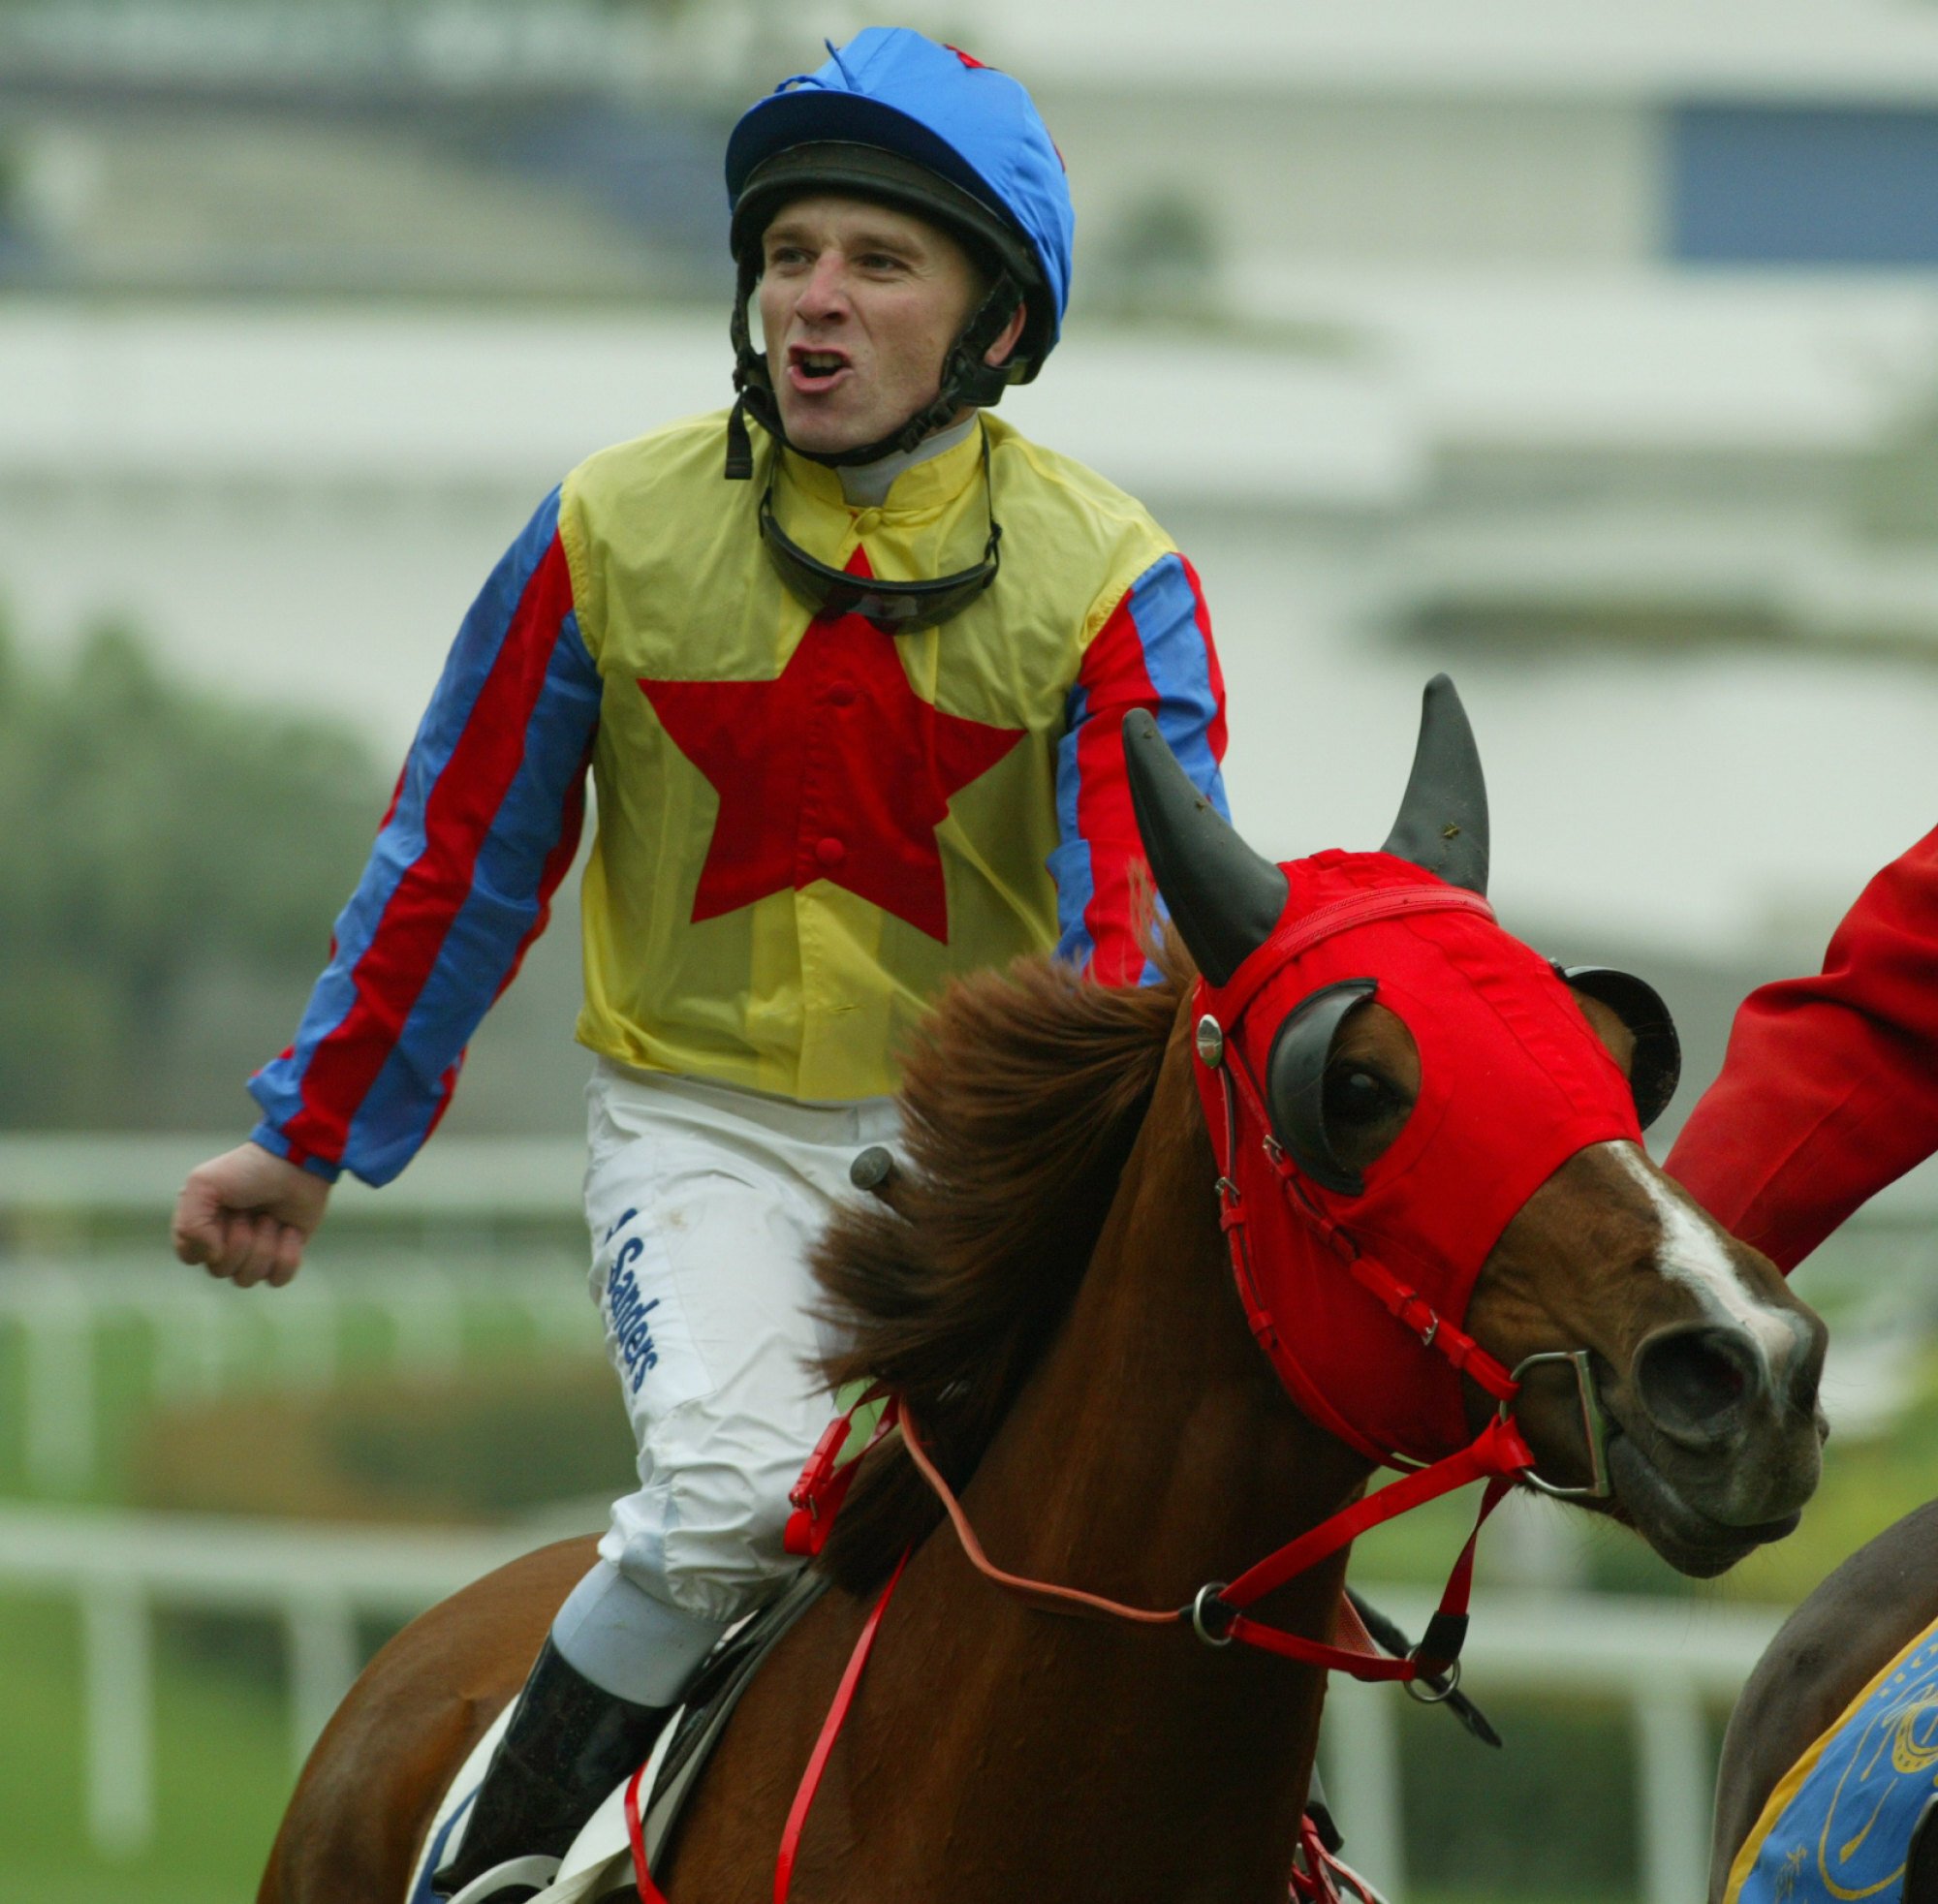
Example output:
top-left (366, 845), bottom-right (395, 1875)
top-left (1520, 1138), bottom-right (1829, 1573)
top-left (1610, 1143), bottom-right (1818, 1388)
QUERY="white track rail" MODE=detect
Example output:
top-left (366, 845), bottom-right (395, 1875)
top-left (0, 1506), bottom-right (532, 1860)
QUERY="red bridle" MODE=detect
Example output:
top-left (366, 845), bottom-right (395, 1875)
top-left (1196, 887), bottom-right (1526, 1447)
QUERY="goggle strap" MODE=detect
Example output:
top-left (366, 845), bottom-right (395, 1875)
top-left (759, 430), bottom-right (1002, 632)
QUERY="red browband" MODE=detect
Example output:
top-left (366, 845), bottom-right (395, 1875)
top-left (1212, 885), bottom-right (1496, 1026)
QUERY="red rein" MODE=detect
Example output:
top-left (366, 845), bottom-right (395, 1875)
top-left (803, 1387), bottom-right (1531, 1682)
top-left (625, 1541), bottom-right (911, 1904)
top-left (629, 1374), bottom-right (1531, 1904)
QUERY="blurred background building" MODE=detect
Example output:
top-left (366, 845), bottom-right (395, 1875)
top-left (6, 5), bottom-right (1938, 1901)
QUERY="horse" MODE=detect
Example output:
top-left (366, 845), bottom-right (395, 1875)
top-left (260, 678), bottom-right (1828, 1904)
top-left (1711, 1502), bottom-right (1938, 1904)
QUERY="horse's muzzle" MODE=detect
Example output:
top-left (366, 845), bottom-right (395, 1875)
top-left (1605, 1313), bottom-right (1828, 1575)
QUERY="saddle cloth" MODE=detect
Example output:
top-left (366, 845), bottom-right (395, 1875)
top-left (1728, 1614), bottom-right (1938, 1904)
top-left (404, 1568), bottom-right (831, 1904)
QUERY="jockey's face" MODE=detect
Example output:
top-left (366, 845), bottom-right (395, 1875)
top-left (757, 194), bottom-right (1024, 457)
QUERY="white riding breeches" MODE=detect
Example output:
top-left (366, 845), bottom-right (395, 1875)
top-left (576, 1059), bottom-right (898, 1641)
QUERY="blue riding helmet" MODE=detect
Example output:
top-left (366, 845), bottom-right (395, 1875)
top-left (727, 27), bottom-right (1073, 361)
top-left (721, 28), bottom-right (1076, 476)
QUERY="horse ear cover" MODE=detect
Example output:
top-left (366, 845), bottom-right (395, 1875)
top-left (1560, 965), bottom-right (1682, 1131)
top-left (1382, 674), bottom-right (1489, 897)
top-left (1121, 710), bottom-right (1287, 987)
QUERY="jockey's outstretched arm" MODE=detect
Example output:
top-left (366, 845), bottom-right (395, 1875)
top-left (172, 485), bottom-right (600, 1284)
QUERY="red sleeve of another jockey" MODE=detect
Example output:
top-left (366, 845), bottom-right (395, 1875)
top-left (1666, 823), bottom-right (1938, 1272)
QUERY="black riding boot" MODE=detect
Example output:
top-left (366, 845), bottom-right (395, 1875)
top-left (432, 1637), bottom-right (673, 1902)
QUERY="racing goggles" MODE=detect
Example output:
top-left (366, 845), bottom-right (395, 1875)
top-left (759, 433), bottom-right (1003, 633)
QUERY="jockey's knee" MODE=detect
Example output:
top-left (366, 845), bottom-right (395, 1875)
top-left (605, 1451), bottom-right (803, 1630)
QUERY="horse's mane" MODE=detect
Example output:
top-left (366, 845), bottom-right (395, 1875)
top-left (813, 934), bottom-right (1190, 1592)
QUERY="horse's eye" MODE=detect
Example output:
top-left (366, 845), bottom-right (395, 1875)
top-left (1324, 1065), bottom-right (1403, 1130)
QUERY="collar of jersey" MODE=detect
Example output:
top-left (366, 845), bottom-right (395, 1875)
top-left (779, 416), bottom-right (986, 520)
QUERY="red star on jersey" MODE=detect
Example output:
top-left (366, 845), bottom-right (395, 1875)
top-left (639, 552), bottom-right (1025, 944)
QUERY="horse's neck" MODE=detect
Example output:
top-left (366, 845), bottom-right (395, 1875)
top-left (904, 1035), bottom-right (1373, 1894)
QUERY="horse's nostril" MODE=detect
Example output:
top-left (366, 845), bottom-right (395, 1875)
top-left (1634, 1326), bottom-right (1761, 1447)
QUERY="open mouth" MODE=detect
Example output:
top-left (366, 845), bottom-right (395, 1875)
top-left (788, 347), bottom-right (851, 393)
top-left (1606, 1431), bottom-right (1801, 1578)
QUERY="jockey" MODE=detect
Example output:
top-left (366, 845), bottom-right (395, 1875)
top-left (170, 28), bottom-right (1230, 1901)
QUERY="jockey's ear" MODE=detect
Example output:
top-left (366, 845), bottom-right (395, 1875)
top-left (984, 299), bottom-right (1028, 371)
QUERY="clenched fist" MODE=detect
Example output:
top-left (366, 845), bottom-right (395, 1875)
top-left (171, 1141), bottom-right (332, 1288)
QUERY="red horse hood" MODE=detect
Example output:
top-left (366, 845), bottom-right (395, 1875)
top-left (1194, 850), bottom-right (1643, 1466)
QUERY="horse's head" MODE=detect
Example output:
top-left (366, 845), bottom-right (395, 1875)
top-left (1125, 679), bottom-right (1826, 1579)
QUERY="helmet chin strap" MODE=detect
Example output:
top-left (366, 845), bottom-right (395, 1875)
top-left (725, 263), bottom-right (1024, 480)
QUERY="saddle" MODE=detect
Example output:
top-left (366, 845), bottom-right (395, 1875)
top-left (405, 1567), bottom-right (832, 1904)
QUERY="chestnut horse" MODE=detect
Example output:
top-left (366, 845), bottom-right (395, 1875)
top-left (1711, 1503), bottom-right (1938, 1904)
top-left (262, 682), bottom-right (1827, 1904)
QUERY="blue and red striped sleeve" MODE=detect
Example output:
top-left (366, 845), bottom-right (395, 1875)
top-left (247, 487), bottom-right (603, 1186)
top-left (1049, 550), bottom-right (1229, 985)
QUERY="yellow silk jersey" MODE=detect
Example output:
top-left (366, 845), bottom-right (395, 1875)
top-left (558, 410), bottom-right (1219, 1100)
top-left (249, 409), bottom-right (1229, 1184)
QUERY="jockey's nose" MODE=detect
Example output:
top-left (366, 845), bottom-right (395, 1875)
top-left (796, 252), bottom-right (851, 323)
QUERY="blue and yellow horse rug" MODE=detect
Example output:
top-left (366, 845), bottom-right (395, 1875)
top-left (1729, 1621), bottom-right (1938, 1903)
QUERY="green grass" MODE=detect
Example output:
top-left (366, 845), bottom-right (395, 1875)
top-left (0, 1878), bottom-right (253, 1904)
top-left (0, 1590), bottom-right (293, 1901)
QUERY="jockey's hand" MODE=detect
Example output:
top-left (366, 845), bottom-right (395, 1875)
top-left (172, 1141), bottom-right (331, 1288)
